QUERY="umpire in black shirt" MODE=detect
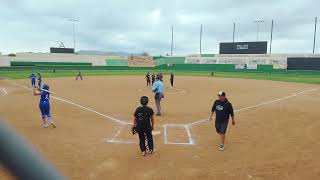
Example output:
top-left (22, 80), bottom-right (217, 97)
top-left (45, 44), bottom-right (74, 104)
top-left (133, 96), bottom-right (155, 156)
top-left (209, 91), bottom-right (235, 151)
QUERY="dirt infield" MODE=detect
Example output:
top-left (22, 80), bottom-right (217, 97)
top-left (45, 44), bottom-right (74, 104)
top-left (0, 75), bottom-right (320, 180)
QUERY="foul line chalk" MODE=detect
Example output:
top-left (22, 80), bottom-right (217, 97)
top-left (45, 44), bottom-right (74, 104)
top-left (2, 88), bottom-right (8, 95)
top-left (16, 82), bottom-right (130, 125)
top-left (187, 88), bottom-right (318, 127)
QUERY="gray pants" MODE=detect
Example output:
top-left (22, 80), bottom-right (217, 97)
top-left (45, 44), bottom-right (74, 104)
top-left (155, 94), bottom-right (162, 114)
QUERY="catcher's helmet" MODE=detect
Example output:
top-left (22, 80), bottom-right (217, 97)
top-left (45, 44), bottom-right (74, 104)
top-left (43, 84), bottom-right (49, 90)
top-left (140, 96), bottom-right (149, 106)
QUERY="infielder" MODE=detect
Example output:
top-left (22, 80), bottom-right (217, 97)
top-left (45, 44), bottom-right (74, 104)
top-left (145, 72), bottom-right (151, 86)
top-left (133, 96), bottom-right (155, 156)
top-left (29, 73), bottom-right (36, 87)
top-left (209, 91), bottom-right (235, 151)
top-left (170, 72), bottom-right (174, 87)
top-left (33, 84), bottom-right (56, 128)
top-left (37, 73), bottom-right (42, 88)
top-left (152, 76), bottom-right (164, 116)
top-left (151, 73), bottom-right (156, 85)
top-left (76, 71), bottom-right (82, 80)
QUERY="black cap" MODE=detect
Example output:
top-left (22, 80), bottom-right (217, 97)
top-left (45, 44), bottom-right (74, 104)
top-left (140, 96), bottom-right (149, 106)
top-left (218, 91), bottom-right (226, 97)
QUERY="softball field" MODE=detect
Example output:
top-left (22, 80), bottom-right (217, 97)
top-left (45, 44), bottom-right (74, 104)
top-left (0, 75), bottom-right (319, 179)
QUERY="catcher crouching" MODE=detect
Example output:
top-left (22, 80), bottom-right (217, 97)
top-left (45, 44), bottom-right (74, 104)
top-left (132, 96), bottom-right (155, 156)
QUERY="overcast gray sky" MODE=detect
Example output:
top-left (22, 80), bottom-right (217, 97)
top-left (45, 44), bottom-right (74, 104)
top-left (0, 0), bottom-right (319, 55)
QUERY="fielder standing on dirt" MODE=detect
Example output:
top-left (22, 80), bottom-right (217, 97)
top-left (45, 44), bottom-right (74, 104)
top-left (37, 73), bottom-right (42, 88)
top-left (133, 96), bottom-right (155, 156)
top-left (29, 73), bottom-right (36, 87)
top-left (209, 91), bottom-right (235, 151)
top-left (152, 76), bottom-right (164, 116)
top-left (76, 71), bottom-right (82, 80)
top-left (145, 72), bottom-right (151, 86)
top-left (151, 73), bottom-right (156, 85)
top-left (170, 72), bottom-right (174, 87)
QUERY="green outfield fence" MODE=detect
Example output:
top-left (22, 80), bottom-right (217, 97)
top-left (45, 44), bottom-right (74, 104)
top-left (1, 64), bottom-right (320, 75)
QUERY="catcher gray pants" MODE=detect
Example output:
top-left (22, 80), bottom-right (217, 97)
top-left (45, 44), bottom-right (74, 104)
top-left (155, 95), bottom-right (162, 115)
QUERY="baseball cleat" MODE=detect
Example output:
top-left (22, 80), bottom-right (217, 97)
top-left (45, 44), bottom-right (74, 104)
top-left (43, 124), bottom-right (49, 128)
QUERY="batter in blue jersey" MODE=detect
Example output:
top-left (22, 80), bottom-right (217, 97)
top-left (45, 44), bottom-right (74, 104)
top-left (34, 84), bottom-right (56, 128)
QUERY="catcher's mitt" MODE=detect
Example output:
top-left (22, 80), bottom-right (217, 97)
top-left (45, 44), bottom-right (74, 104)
top-left (131, 126), bottom-right (137, 135)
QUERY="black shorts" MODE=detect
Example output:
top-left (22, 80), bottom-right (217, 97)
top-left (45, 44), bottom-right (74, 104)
top-left (215, 121), bottom-right (229, 134)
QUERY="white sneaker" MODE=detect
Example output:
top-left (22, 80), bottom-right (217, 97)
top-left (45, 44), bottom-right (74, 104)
top-left (43, 124), bottom-right (49, 128)
top-left (148, 149), bottom-right (154, 154)
top-left (219, 144), bottom-right (224, 151)
top-left (141, 151), bottom-right (146, 156)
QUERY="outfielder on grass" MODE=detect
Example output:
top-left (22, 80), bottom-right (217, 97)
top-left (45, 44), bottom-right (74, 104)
top-left (209, 91), bottom-right (235, 151)
top-left (132, 96), bottom-right (155, 156)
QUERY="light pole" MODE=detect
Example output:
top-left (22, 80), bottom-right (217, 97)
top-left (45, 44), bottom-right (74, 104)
top-left (313, 17), bottom-right (318, 54)
top-left (67, 18), bottom-right (79, 53)
top-left (270, 19), bottom-right (274, 54)
top-left (171, 26), bottom-right (173, 56)
top-left (254, 20), bottom-right (264, 41)
top-left (200, 24), bottom-right (203, 54)
top-left (233, 22), bottom-right (236, 43)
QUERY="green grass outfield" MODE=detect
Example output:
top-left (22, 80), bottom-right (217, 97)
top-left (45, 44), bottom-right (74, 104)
top-left (1, 69), bottom-right (320, 84)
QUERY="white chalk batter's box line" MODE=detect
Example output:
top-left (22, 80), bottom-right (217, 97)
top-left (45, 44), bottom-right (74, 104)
top-left (0, 88), bottom-right (8, 96)
top-left (9, 79), bottom-right (318, 146)
top-left (105, 127), bottom-right (136, 144)
top-left (105, 124), bottom-right (194, 145)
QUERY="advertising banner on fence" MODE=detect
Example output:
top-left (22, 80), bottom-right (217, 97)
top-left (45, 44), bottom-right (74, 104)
top-left (247, 64), bottom-right (258, 70)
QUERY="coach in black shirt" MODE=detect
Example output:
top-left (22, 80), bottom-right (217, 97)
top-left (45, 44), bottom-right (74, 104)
top-left (209, 91), bottom-right (235, 151)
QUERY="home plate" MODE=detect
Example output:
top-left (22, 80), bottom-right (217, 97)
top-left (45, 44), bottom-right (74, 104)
top-left (152, 131), bottom-right (161, 136)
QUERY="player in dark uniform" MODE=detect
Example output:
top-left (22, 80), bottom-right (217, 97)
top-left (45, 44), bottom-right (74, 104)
top-left (133, 96), bottom-right (155, 156)
top-left (76, 71), bottom-right (82, 80)
top-left (159, 73), bottom-right (163, 82)
top-left (209, 91), bottom-right (235, 151)
top-left (151, 73), bottom-right (156, 85)
top-left (170, 72), bottom-right (174, 87)
top-left (145, 72), bottom-right (151, 86)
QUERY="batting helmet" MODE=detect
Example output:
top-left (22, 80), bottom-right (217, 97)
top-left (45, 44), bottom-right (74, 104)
top-left (140, 96), bottom-right (149, 106)
top-left (43, 84), bottom-right (49, 90)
